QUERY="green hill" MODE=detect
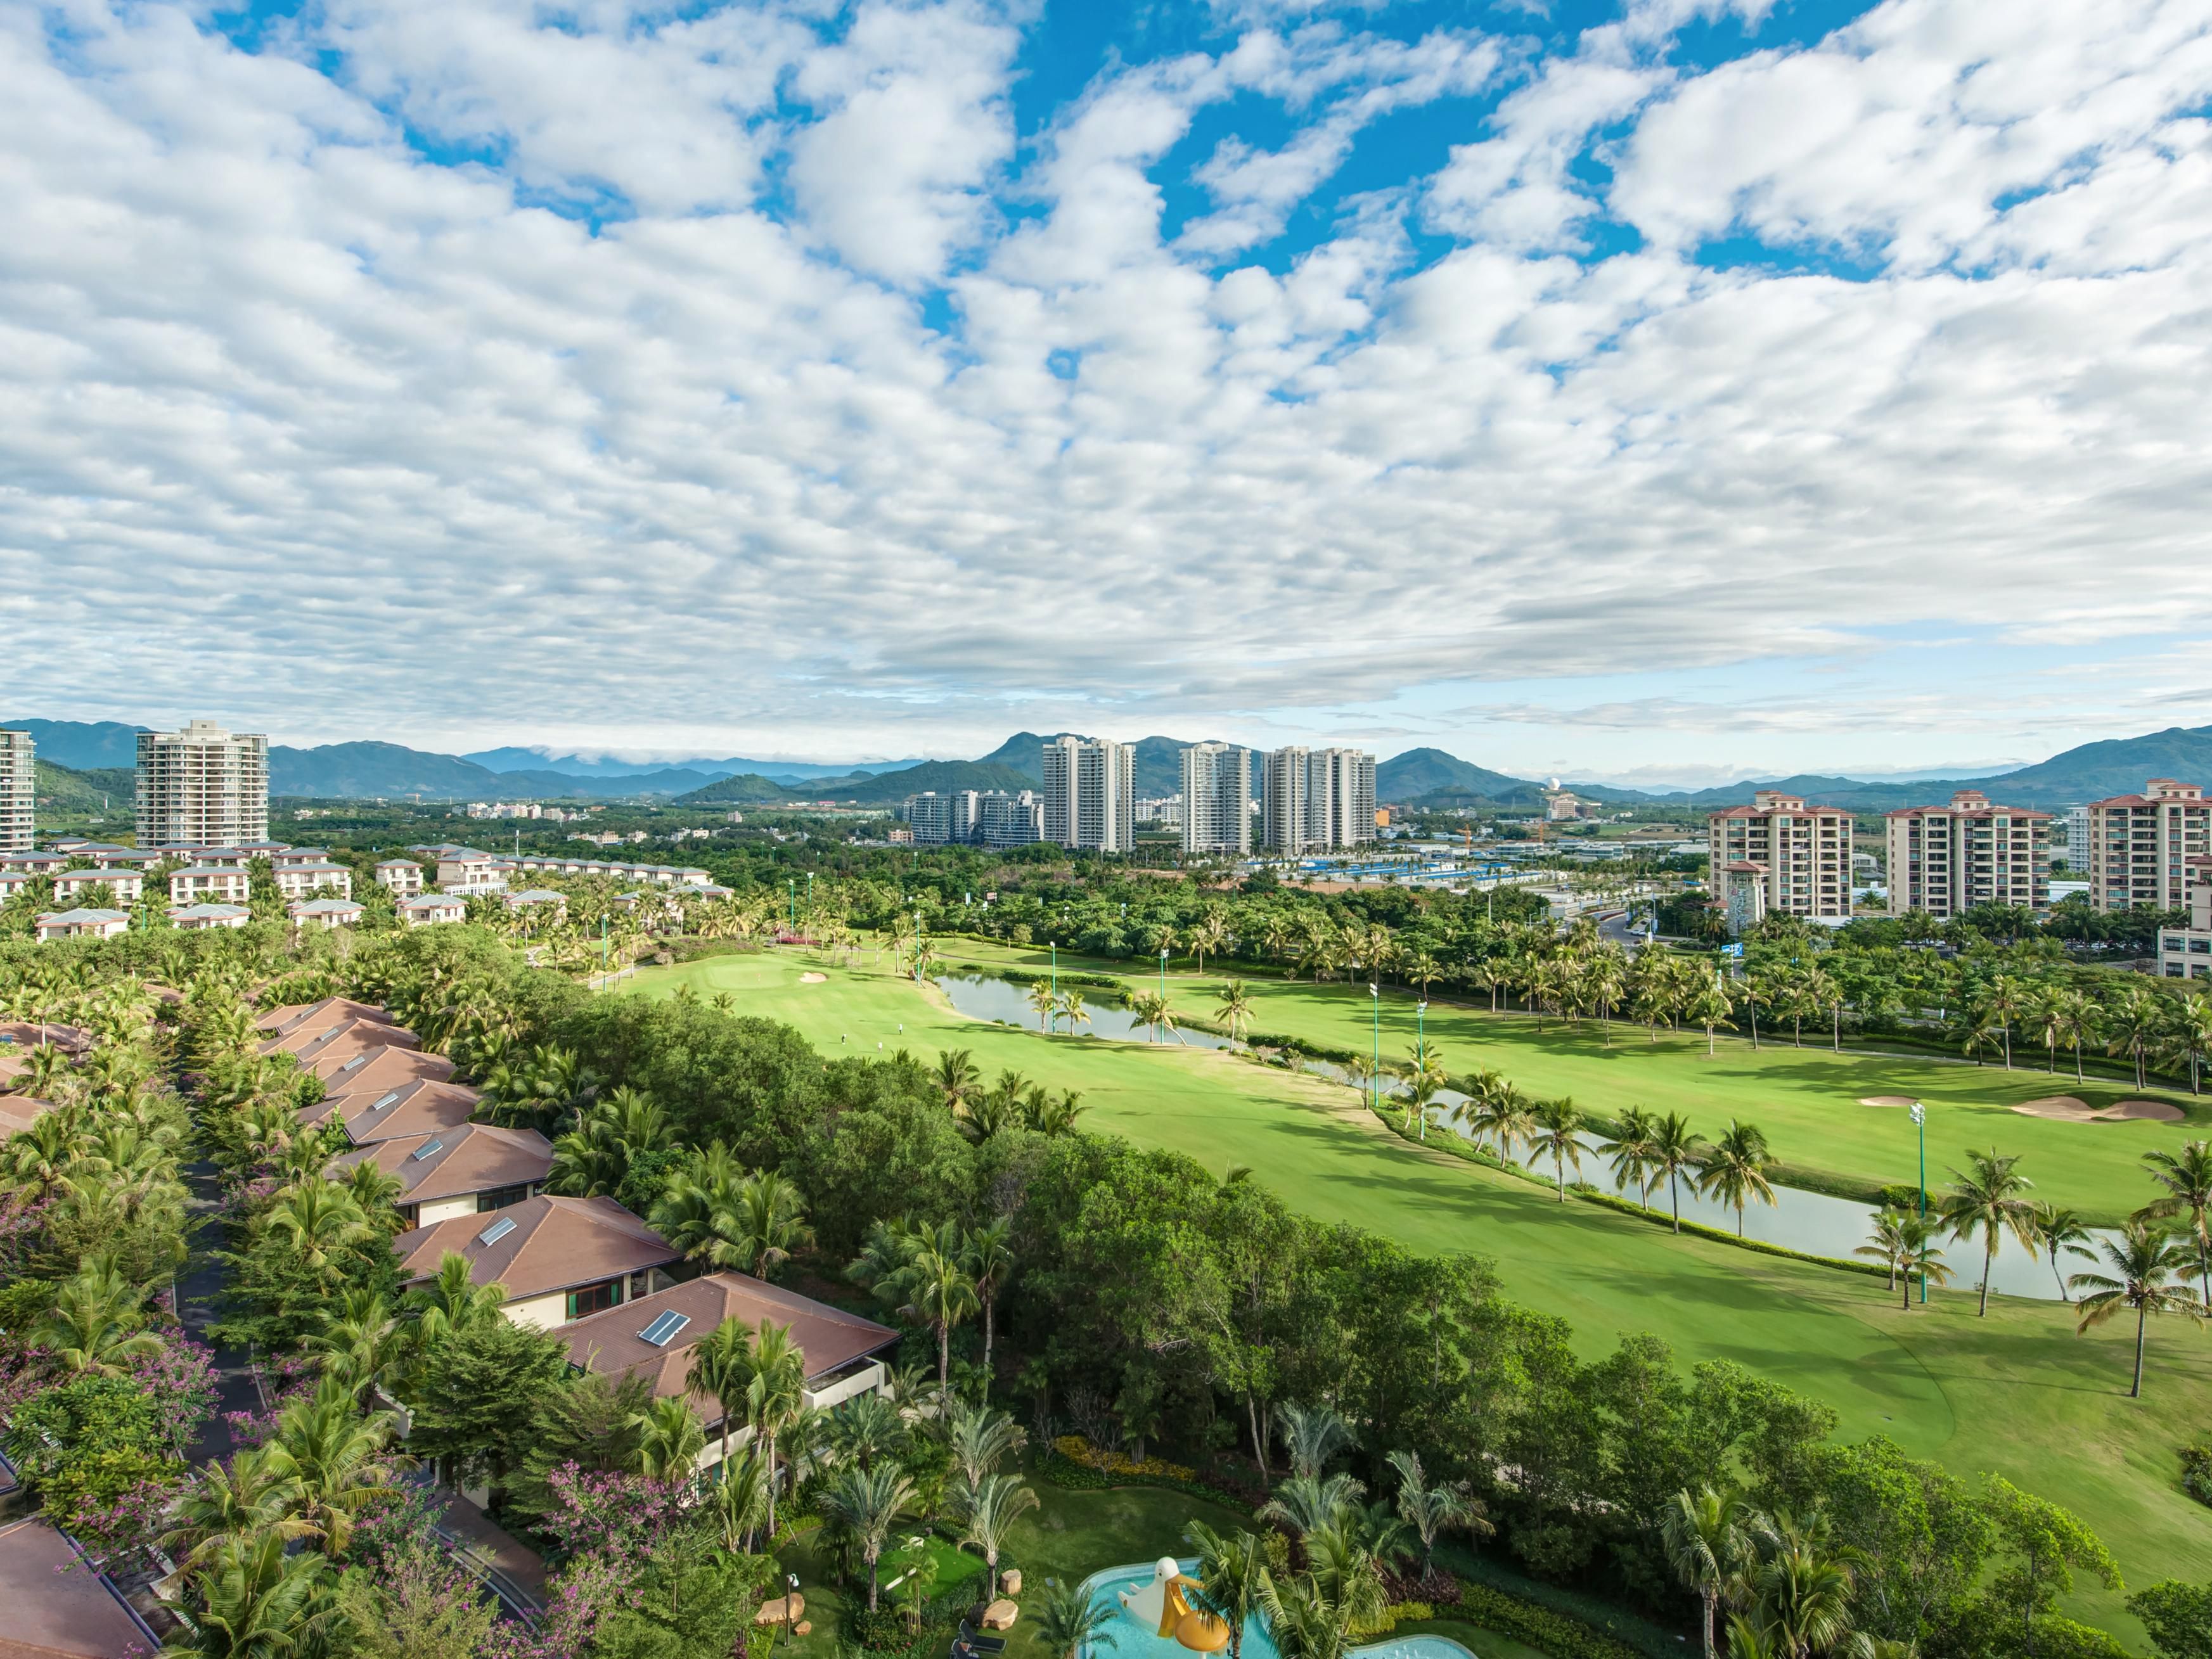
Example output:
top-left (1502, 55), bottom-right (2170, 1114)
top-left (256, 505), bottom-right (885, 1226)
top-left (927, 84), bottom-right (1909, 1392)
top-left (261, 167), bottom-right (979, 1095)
top-left (676, 772), bottom-right (802, 805)
top-left (34, 759), bottom-right (134, 811)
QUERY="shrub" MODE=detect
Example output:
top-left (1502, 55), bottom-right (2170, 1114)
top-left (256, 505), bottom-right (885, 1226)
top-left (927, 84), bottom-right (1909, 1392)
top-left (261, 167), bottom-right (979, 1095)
top-left (1450, 1582), bottom-right (1645, 1659)
top-left (2180, 1442), bottom-right (2212, 1508)
top-left (1050, 1434), bottom-right (1196, 1483)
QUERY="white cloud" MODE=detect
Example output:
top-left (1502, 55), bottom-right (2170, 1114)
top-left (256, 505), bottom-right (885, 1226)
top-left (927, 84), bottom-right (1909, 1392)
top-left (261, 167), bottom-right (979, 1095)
top-left (1, 0), bottom-right (2210, 772)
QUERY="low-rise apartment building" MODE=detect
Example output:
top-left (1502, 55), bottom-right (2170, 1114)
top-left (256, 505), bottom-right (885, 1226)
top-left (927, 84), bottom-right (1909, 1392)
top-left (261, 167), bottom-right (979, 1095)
top-left (273, 862), bottom-right (354, 900)
top-left (399, 894), bottom-right (467, 926)
top-left (376, 859), bottom-right (424, 895)
top-left (435, 849), bottom-right (508, 894)
top-left (331, 1122), bottom-right (553, 1230)
top-left (290, 897), bottom-right (364, 930)
top-left (170, 866), bottom-right (254, 905)
top-left (170, 902), bottom-right (252, 931)
top-left (2087, 779), bottom-right (2211, 912)
top-left (391, 1194), bottom-right (681, 1328)
top-left (50, 868), bottom-right (143, 905)
top-left (1884, 790), bottom-right (2050, 918)
top-left (1706, 790), bottom-right (1854, 928)
top-left (35, 907), bottom-right (131, 942)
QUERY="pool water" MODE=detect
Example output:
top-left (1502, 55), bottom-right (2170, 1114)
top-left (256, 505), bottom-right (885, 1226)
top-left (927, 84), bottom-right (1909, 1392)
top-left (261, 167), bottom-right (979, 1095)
top-left (1079, 1562), bottom-right (1477, 1659)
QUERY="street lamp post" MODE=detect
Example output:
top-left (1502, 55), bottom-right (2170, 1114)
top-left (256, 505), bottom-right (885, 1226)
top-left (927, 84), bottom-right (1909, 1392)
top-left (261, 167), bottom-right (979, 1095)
top-left (1909, 1101), bottom-right (1927, 1304)
top-left (1050, 941), bottom-right (1057, 1001)
top-left (1417, 999), bottom-right (1429, 1140)
top-left (1369, 982), bottom-right (1380, 1113)
top-left (1159, 950), bottom-right (1167, 997)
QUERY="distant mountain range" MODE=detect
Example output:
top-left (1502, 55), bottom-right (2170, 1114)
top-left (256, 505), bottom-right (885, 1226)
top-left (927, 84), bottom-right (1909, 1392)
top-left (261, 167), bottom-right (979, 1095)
top-left (11, 716), bottom-right (2211, 814)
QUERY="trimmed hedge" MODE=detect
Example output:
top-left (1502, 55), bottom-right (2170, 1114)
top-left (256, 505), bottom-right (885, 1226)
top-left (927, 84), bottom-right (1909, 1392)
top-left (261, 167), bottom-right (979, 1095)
top-left (1445, 1582), bottom-right (1647, 1659)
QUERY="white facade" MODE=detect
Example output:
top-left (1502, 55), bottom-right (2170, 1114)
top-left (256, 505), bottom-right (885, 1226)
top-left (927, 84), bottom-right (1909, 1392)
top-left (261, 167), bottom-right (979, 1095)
top-left (35, 907), bottom-right (131, 942)
top-left (1180, 744), bottom-right (1251, 854)
top-left (376, 860), bottom-right (424, 895)
top-left (170, 866), bottom-right (254, 905)
top-left (0, 730), bottom-right (32, 855)
top-left (2159, 861), bottom-right (2212, 981)
top-left (1263, 746), bottom-right (1377, 852)
top-left (1041, 738), bottom-right (1135, 852)
top-left (2063, 805), bottom-right (2092, 874)
top-left (975, 790), bottom-right (1044, 847)
top-left (399, 894), bottom-right (468, 926)
top-left (273, 864), bottom-right (354, 900)
top-left (52, 869), bottom-right (143, 904)
top-left (136, 721), bottom-right (269, 848)
top-left (904, 790), bottom-right (979, 845)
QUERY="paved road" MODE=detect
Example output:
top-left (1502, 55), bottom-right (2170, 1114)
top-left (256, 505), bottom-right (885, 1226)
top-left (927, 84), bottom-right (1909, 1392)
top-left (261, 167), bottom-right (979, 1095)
top-left (176, 1159), bottom-right (260, 1464)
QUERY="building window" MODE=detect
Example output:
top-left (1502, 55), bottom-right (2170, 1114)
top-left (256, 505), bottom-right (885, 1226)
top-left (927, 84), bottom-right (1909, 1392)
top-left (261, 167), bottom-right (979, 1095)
top-left (476, 1184), bottom-right (535, 1212)
top-left (565, 1279), bottom-right (623, 1319)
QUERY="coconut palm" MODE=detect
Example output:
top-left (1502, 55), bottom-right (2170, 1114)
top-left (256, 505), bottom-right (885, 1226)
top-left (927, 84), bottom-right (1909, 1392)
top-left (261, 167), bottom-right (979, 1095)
top-left (2049, 989), bottom-right (2099, 1084)
top-left (1402, 1046), bottom-right (1449, 1138)
top-left (2033, 1206), bottom-right (2098, 1305)
top-left (1939, 1148), bottom-right (2039, 1317)
top-left (1854, 1209), bottom-right (1914, 1293)
top-left (2140, 1139), bottom-right (2212, 1305)
top-left (1529, 1097), bottom-right (1586, 1201)
top-left (311, 1290), bottom-right (408, 1404)
top-left (1740, 1508), bottom-right (1862, 1659)
top-left (1129, 991), bottom-right (1171, 1042)
top-left (2163, 994), bottom-right (2212, 1096)
top-left (32, 1257), bottom-right (162, 1375)
top-left (1185, 1521), bottom-right (1269, 1659)
top-left (1602, 1106), bottom-right (1660, 1210)
top-left (1058, 990), bottom-right (1091, 1035)
top-left (1688, 975), bottom-right (1736, 1056)
top-left (1216, 980), bottom-right (1255, 1044)
top-left (1891, 1218), bottom-right (1954, 1310)
top-left (688, 1315), bottom-right (756, 1468)
top-left (262, 1180), bottom-right (375, 1281)
top-left (1192, 911), bottom-right (1231, 975)
top-left (965, 1215), bottom-right (1017, 1386)
top-left (2104, 985), bottom-right (2163, 1091)
top-left (1649, 1111), bottom-right (1704, 1234)
top-left (1258, 1568), bottom-right (1356, 1659)
top-left (631, 1394), bottom-right (706, 1480)
top-left (932, 1049), bottom-right (982, 1113)
top-left (1027, 980), bottom-right (1058, 1033)
top-left (1698, 1120), bottom-right (1778, 1238)
top-left (961, 1472), bottom-right (1039, 1603)
top-left (168, 1525), bottom-right (340, 1658)
top-left (404, 1250), bottom-right (506, 1344)
top-left (162, 1450), bottom-right (311, 1570)
top-left (821, 1461), bottom-right (915, 1610)
top-left (266, 1383), bottom-right (402, 1556)
top-left (743, 1318), bottom-right (810, 1537)
top-left (721, 1169), bottom-right (813, 1279)
top-left (1661, 1486), bottom-right (1751, 1659)
top-left (1034, 1578), bottom-right (1122, 1659)
top-left (2070, 1220), bottom-right (2209, 1398)
top-left (711, 1444), bottom-right (773, 1553)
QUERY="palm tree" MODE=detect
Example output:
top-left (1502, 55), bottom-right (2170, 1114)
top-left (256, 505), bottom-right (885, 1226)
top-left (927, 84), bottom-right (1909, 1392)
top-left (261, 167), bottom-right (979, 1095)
top-left (724, 1169), bottom-right (813, 1279)
top-left (1529, 1098), bottom-right (1585, 1201)
top-left (1192, 912), bottom-right (1231, 976)
top-left (2104, 985), bottom-right (2162, 1090)
top-left (262, 1181), bottom-right (373, 1281)
top-left (901, 1224), bottom-right (981, 1390)
top-left (2070, 1221), bottom-right (2209, 1398)
top-left (1259, 1471), bottom-right (1366, 1537)
top-left (1698, 1120), bottom-right (1777, 1238)
top-left (1892, 1217), bottom-right (1954, 1310)
top-left (1259, 1566), bottom-right (1356, 1659)
top-left (2163, 994), bottom-right (2212, 1095)
top-left (1130, 991), bottom-right (1171, 1042)
top-left (934, 1049), bottom-right (982, 1112)
top-left (632, 1394), bottom-right (706, 1480)
top-left (1185, 1521), bottom-right (1271, 1659)
top-left (1402, 1046), bottom-right (1449, 1138)
top-left (1939, 1148), bottom-right (2038, 1316)
top-left (1217, 980), bottom-right (1255, 1043)
top-left (821, 1462), bottom-right (916, 1610)
top-left (1741, 1508), bottom-right (1861, 1659)
top-left (745, 1318), bottom-right (809, 1539)
top-left (266, 1384), bottom-right (401, 1556)
top-left (1602, 1105), bottom-right (1660, 1210)
top-left (1275, 1399), bottom-right (1354, 1480)
top-left (961, 1472), bottom-right (1040, 1603)
top-left (1650, 1112), bottom-right (1704, 1234)
top-left (1854, 1209), bottom-right (1913, 1293)
top-left (2140, 1139), bottom-right (2212, 1305)
top-left (1027, 980), bottom-right (1058, 1034)
top-left (1983, 975), bottom-right (2031, 1070)
top-left (2032, 1206), bottom-right (2097, 1305)
top-left (1058, 990), bottom-right (1091, 1035)
top-left (689, 1315), bottom-right (755, 1468)
top-left (1661, 1485), bottom-right (1750, 1659)
top-left (965, 1216), bottom-right (1017, 1387)
top-left (1033, 1578), bottom-right (1122, 1659)
top-left (2050, 988), bottom-right (2099, 1084)
top-left (163, 1451), bottom-right (311, 1570)
top-left (942, 1398), bottom-right (1026, 1501)
top-left (1384, 1449), bottom-right (1485, 1572)
top-left (1802, 966), bottom-right (1844, 1053)
top-left (1688, 975), bottom-right (1736, 1057)
top-left (405, 1250), bottom-right (506, 1344)
top-left (170, 1526), bottom-right (340, 1658)
top-left (32, 1257), bottom-right (161, 1375)
top-left (311, 1290), bottom-right (408, 1405)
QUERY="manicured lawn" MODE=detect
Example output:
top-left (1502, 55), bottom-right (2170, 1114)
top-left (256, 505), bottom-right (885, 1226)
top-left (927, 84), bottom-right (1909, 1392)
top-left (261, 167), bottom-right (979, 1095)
top-left (938, 939), bottom-right (2208, 1225)
top-left (628, 949), bottom-right (2212, 1630)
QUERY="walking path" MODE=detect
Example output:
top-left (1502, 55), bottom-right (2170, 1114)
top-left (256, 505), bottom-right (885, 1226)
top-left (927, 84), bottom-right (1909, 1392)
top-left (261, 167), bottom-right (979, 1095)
top-left (176, 1159), bottom-right (260, 1463)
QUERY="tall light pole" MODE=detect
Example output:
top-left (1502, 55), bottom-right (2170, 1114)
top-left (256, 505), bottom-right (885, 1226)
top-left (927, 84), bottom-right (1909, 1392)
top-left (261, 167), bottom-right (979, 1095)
top-left (1369, 982), bottom-right (1380, 1113)
top-left (1910, 1100), bottom-right (1927, 1304)
top-left (1159, 949), bottom-right (1167, 998)
top-left (1417, 999), bottom-right (1429, 1140)
top-left (913, 907), bottom-right (923, 983)
top-left (1050, 940), bottom-right (1057, 1001)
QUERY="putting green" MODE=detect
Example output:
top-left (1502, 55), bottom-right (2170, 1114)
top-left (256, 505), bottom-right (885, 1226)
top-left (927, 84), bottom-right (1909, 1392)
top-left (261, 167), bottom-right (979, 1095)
top-left (627, 947), bottom-right (2212, 1624)
top-left (938, 940), bottom-right (2208, 1226)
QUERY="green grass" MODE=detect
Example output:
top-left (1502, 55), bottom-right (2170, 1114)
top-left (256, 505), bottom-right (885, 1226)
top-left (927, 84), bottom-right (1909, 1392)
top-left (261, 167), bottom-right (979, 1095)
top-left (937, 939), bottom-right (2208, 1226)
top-left (628, 947), bottom-right (2212, 1634)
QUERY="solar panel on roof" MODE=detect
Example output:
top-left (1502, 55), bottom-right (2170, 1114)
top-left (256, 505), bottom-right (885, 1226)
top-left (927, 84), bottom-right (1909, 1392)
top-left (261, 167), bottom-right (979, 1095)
top-left (638, 1310), bottom-right (691, 1347)
top-left (410, 1138), bottom-right (444, 1162)
top-left (476, 1216), bottom-right (517, 1246)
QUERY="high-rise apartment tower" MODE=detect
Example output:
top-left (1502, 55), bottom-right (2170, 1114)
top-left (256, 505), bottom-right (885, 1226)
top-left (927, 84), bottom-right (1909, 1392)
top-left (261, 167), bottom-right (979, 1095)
top-left (0, 730), bottom-right (32, 854)
top-left (1041, 738), bottom-right (1134, 852)
top-left (1261, 747), bottom-right (1376, 853)
top-left (1180, 744), bottom-right (1251, 854)
top-left (137, 720), bottom-right (270, 849)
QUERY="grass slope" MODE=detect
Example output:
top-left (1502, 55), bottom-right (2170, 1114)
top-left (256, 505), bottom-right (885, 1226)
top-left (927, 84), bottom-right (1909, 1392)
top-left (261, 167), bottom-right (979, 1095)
top-left (626, 949), bottom-right (2212, 1629)
top-left (941, 941), bottom-right (2206, 1226)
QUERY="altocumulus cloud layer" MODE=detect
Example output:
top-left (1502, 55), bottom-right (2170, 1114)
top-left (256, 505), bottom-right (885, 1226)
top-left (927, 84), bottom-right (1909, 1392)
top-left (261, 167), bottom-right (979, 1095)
top-left (4, 0), bottom-right (2212, 765)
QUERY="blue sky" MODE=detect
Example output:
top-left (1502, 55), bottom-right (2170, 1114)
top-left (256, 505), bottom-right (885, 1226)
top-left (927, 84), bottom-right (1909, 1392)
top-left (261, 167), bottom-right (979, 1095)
top-left (4, 0), bottom-right (2209, 786)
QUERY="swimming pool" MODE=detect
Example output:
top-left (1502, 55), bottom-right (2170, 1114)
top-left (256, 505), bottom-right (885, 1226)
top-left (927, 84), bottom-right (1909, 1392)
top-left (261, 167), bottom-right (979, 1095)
top-left (1077, 1561), bottom-right (1478, 1659)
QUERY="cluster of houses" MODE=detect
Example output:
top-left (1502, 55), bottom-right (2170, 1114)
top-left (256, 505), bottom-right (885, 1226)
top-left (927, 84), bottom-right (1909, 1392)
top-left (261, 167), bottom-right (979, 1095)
top-left (260, 995), bottom-right (897, 1486)
top-left (6, 839), bottom-right (730, 943)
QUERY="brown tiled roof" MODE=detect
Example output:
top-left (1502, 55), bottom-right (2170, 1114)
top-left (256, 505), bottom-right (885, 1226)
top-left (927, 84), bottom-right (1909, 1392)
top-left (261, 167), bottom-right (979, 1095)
top-left (0, 1516), bottom-right (155, 1657)
top-left (262, 1015), bottom-right (421, 1066)
top-left (307, 1042), bottom-right (453, 1090)
top-left (1884, 802), bottom-right (2050, 819)
top-left (304, 1078), bottom-right (482, 1146)
top-left (255, 997), bottom-right (395, 1037)
top-left (0, 1023), bottom-right (93, 1054)
top-left (392, 1195), bottom-right (676, 1300)
top-left (560, 1272), bottom-right (899, 1408)
top-left (0, 1096), bottom-right (60, 1139)
top-left (331, 1123), bottom-right (553, 1203)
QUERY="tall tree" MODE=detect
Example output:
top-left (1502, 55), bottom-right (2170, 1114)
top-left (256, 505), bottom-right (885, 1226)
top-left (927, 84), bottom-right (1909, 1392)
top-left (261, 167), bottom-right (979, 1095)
top-left (1698, 1120), bottom-right (1778, 1238)
top-left (1661, 1486), bottom-right (1751, 1659)
top-left (2069, 1221), bottom-right (2209, 1398)
top-left (2140, 1139), bottom-right (2212, 1305)
top-left (1939, 1148), bottom-right (2039, 1317)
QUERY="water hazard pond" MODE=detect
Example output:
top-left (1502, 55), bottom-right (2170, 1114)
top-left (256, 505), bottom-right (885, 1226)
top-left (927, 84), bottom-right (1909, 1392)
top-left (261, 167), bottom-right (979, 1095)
top-left (931, 972), bottom-right (2106, 1302)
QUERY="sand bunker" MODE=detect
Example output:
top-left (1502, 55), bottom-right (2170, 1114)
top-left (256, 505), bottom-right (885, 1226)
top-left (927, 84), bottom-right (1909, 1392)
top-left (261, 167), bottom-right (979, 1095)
top-left (1859, 1095), bottom-right (1917, 1108)
top-left (799, 972), bottom-right (828, 984)
top-left (2012, 1094), bottom-right (2184, 1124)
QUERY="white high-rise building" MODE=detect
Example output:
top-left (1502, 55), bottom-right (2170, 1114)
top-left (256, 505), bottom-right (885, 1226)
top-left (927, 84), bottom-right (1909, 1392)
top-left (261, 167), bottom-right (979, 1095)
top-left (2085, 779), bottom-right (2211, 912)
top-left (1041, 737), bottom-right (1134, 852)
top-left (1263, 746), bottom-right (1376, 852)
top-left (1884, 790), bottom-right (2050, 919)
top-left (1180, 744), bottom-right (1251, 854)
top-left (0, 730), bottom-right (32, 854)
top-left (1707, 790), bottom-right (1853, 927)
top-left (2063, 805), bottom-right (2092, 874)
top-left (137, 720), bottom-right (269, 849)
